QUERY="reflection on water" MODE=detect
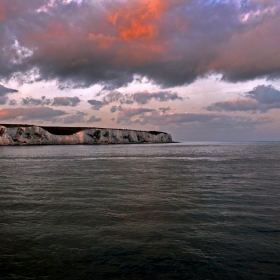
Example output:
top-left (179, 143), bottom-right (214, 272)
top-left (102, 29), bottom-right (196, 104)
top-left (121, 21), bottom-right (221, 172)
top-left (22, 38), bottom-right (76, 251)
top-left (0, 142), bottom-right (280, 279)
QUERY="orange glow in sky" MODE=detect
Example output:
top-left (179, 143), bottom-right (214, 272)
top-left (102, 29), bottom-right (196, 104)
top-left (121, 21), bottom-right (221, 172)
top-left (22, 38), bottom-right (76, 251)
top-left (108, 0), bottom-right (167, 41)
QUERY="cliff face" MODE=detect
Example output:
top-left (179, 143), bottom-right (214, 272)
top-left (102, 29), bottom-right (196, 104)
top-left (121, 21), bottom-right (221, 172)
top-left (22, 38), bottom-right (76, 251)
top-left (0, 125), bottom-right (172, 145)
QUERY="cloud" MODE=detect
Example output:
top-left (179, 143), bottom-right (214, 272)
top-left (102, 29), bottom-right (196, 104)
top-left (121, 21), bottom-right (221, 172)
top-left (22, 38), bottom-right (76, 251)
top-left (0, 107), bottom-right (67, 121)
top-left (107, 0), bottom-right (168, 41)
top-left (206, 85), bottom-right (280, 112)
top-left (133, 112), bottom-right (223, 126)
top-left (131, 91), bottom-right (182, 105)
top-left (103, 91), bottom-right (130, 104)
top-left (159, 106), bottom-right (171, 113)
top-left (9, 99), bottom-right (17, 106)
top-left (0, 84), bottom-right (18, 104)
top-left (60, 111), bottom-right (87, 124)
top-left (87, 115), bottom-right (102, 123)
top-left (21, 96), bottom-right (52, 106)
top-left (110, 105), bottom-right (119, 113)
top-left (116, 106), bottom-right (156, 124)
top-left (247, 85), bottom-right (280, 105)
top-left (115, 107), bottom-right (272, 131)
top-left (52, 96), bottom-right (81, 106)
top-left (87, 99), bottom-right (107, 110)
top-left (0, 84), bottom-right (18, 96)
top-left (1, 1), bottom-right (280, 88)
top-left (0, 96), bottom-right (8, 105)
top-left (20, 96), bottom-right (81, 107)
top-left (167, 115), bottom-right (274, 141)
top-left (93, 90), bottom-right (182, 109)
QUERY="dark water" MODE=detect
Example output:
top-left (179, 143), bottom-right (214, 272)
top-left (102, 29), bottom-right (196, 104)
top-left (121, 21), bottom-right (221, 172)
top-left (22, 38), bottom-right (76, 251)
top-left (0, 142), bottom-right (280, 279)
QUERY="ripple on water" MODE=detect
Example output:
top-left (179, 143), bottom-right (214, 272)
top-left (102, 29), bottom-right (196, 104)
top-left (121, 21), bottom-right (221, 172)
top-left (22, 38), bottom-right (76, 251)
top-left (0, 142), bottom-right (280, 279)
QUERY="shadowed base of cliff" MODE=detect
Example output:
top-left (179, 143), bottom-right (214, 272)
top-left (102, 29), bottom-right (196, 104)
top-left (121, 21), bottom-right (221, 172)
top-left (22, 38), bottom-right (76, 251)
top-left (0, 124), bottom-right (173, 145)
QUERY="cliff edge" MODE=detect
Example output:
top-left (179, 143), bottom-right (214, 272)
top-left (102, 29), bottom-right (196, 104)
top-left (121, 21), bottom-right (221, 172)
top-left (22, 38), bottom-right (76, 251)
top-left (0, 124), bottom-right (173, 145)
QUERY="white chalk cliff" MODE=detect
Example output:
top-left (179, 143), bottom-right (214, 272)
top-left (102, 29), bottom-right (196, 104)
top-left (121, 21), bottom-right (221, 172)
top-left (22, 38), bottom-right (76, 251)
top-left (0, 125), bottom-right (172, 145)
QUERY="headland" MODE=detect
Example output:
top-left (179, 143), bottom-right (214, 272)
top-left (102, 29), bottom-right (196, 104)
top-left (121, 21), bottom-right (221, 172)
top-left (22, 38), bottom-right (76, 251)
top-left (0, 124), bottom-right (173, 145)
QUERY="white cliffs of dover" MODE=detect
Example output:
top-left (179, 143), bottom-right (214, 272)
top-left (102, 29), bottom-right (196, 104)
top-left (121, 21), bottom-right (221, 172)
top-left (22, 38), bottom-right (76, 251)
top-left (0, 125), bottom-right (173, 145)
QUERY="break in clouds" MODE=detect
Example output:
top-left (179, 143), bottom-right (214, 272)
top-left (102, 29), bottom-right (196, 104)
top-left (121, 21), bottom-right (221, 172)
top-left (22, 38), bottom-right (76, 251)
top-left (1, 0), bottom-right (280, 88)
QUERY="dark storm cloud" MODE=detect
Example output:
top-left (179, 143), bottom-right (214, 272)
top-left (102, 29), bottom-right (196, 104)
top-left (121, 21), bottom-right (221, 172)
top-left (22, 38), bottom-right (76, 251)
top-left (1, 0), bottom-right (280, 89)
top-left (52, 96), bottom-right (81, 106)
top-left (0, 107), bottom-right (67, 121)
top-left (206, 85), bottom-right (280, 112)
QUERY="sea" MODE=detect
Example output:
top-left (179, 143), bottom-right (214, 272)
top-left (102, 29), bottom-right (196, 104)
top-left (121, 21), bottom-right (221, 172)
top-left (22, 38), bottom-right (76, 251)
top-left (0, 142), bottom-right (280, 280)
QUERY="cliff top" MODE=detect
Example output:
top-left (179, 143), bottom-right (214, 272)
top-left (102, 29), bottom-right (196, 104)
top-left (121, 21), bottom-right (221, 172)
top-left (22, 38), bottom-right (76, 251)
top-left (0, 124), bottom-right (168, 136)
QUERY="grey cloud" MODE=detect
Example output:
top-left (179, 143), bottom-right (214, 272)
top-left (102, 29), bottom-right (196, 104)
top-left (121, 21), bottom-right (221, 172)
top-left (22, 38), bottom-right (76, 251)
top-left (0, 96), bottom-right (8, 105)
top-left (132, 91), bottom-right (183, 105)
top-left (0, 84), bottom-right (18, 96)
top-left (159, 106), bottom-right (171, 113)
top-left (87, 115), bottom-right (102, 123)
top-left (103, 91), bottom-right (134, 105)
top-left (247, 85), bottom-right (280, 105)
top-left (1, 1), bottom-right (280, 88)
top-left (118, 107), bottom-right (155, 117)
top-left (110, 105), bottom-right (119, 113)
top-left (9, 99), bottom-right (17, 106)
top-left (136, 113), bottom-right (222, 126)
top-left (52, 96), bottom-right (81, 107)
top-left (116, 107), bottom-right (156, 124)
top-left (103, 91), bottom-right (125, 103)
top-left (61, 111), bottom-right (87, 124)
top-left (167, 115), bottom-right (274, 142)
top-left (21, 96), bottom-right (51, 106)
top-left (87, 99), bottom-right (108, 110)
top-left (116, 109), bottom-right (272, 129)
top-left (100, 90), bottom-right (182, 108)
top-left (21, 96), bottom-right (81, 107)
top-left (0, 107), bottom-right (67, 121)
top-left (206, 85), bottom-right (280, 113)
top-left (0, 84), bottom-right (18, 104)
top-left (206, 99), bottom-right (259, 112)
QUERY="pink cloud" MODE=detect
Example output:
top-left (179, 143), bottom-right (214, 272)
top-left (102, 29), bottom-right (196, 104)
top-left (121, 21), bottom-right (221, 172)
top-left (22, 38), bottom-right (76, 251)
top-left (0, 107), bottom-right (66, 120)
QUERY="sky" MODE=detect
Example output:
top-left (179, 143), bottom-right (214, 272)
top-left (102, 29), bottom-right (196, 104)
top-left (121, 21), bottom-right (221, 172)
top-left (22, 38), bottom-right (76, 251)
top-left (1, 0), bottom-right (280, 141)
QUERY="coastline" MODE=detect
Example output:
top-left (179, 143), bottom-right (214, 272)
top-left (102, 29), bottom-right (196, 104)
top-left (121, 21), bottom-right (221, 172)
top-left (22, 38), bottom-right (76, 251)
top-left (0, 124), bottom-right (173, 146)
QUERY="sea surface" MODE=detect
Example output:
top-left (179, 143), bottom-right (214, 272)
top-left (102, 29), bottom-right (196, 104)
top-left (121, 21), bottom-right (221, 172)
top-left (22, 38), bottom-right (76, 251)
top-left (0, 142), bottom-right (280, 279)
